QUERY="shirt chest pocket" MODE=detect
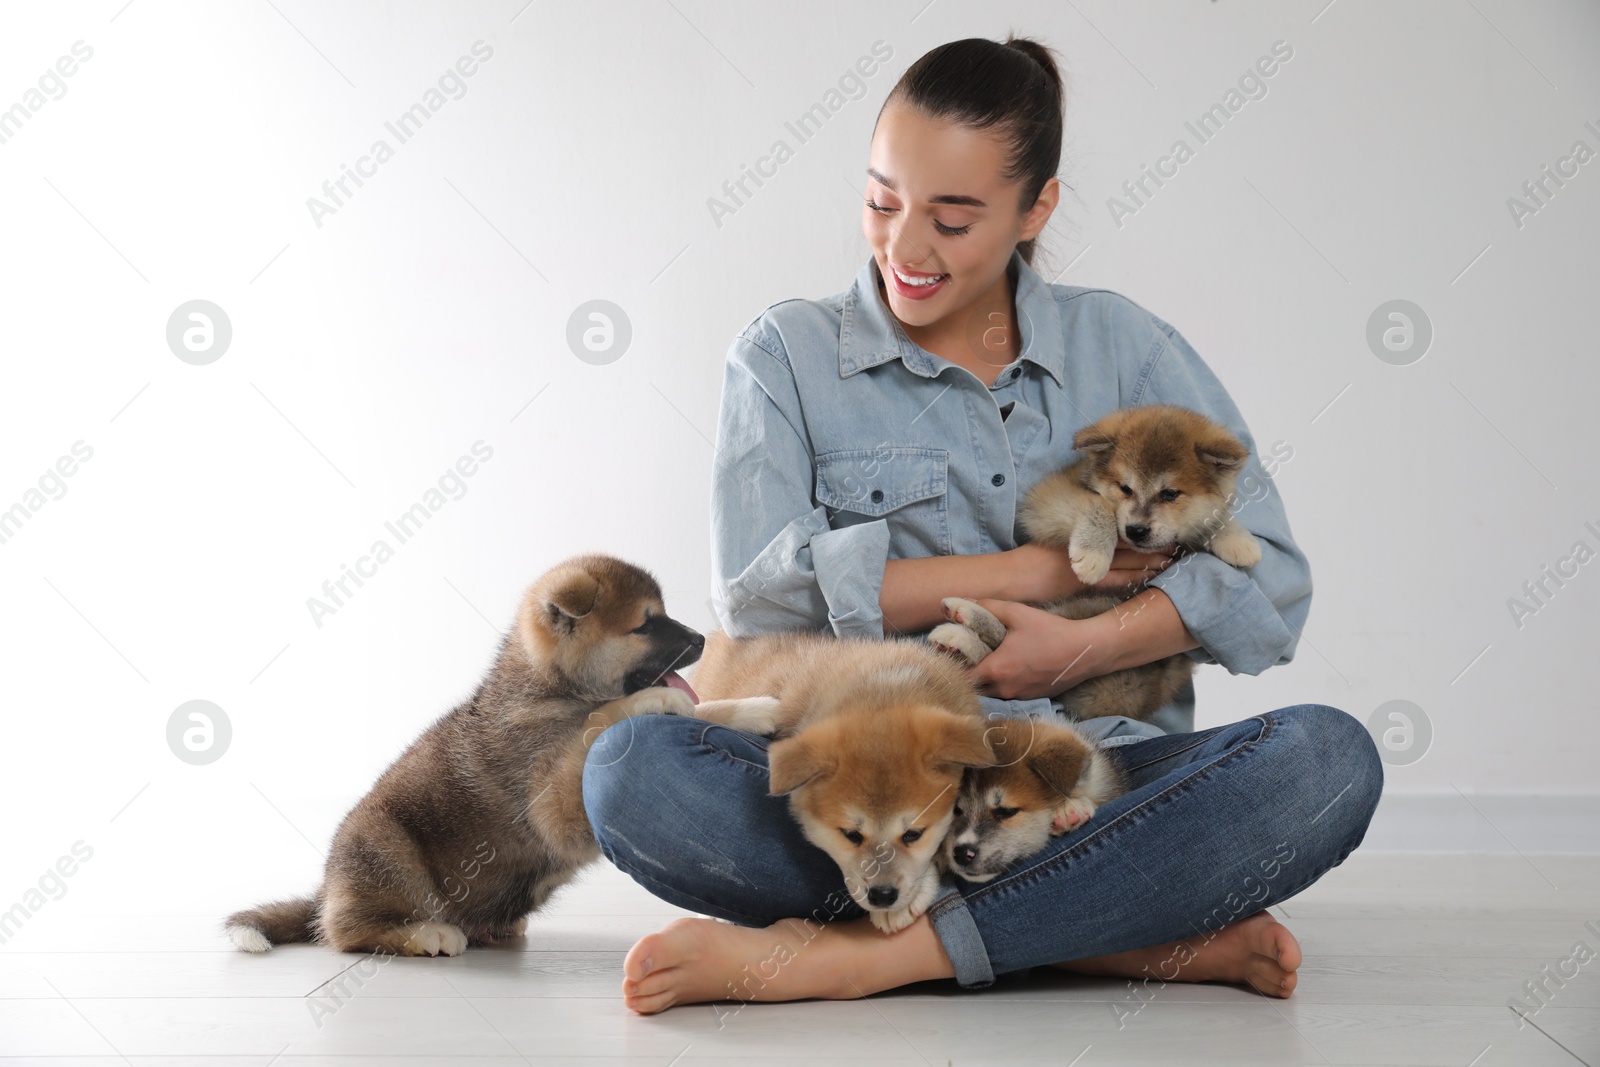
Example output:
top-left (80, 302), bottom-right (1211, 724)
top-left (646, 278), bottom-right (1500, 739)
top-left (814, 446), bottom-right (953, 558)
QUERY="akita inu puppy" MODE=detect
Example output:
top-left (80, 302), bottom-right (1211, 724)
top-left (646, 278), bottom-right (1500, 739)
top-left (688, 631), bottom-right (996, 933)
top-left (941, 716), bottom-right (1128, 882)
top-left (930, 405), bottom-right (1263, 721)
top-left (224, 554), bottom-right (768, 957)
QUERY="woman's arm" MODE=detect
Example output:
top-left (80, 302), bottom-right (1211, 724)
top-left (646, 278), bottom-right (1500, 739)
top-left (960, 586), bottom-right (1198, 701)
top-left (879, 542), bottom-right (1179, 635)
top-left (712, 323), bottom-right (902, 638)
top-left (1134, 317), bottom-right (1312, 676)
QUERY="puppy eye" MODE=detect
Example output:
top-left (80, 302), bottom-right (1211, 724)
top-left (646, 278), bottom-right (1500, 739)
top-left (841, 829), bottom-right (864, 845)
top-left (993, 806), bottom-right (1020, 820)
top-left (1159, 488), bottom-right (1181, 502)
top-left (1118, 484), bottom-right (1133, 497)
top-left (952, 804), bottom-right (964, 817)
top-left (900, 828), bottom-right (924, 845)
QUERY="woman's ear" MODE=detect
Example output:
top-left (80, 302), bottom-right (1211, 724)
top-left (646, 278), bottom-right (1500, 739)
top-left (1019, 176), bottom-right (1061, 242)
top-left (768, 735), bottom-right (833, 796)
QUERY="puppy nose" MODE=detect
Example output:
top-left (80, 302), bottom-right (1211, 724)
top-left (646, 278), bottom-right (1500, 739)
top-left (1125, 524), bottom-right (1150, 543)
top-left (866, 885), bottom-right (899, 908)
top-left (952, 844), bottom-right (978, 867)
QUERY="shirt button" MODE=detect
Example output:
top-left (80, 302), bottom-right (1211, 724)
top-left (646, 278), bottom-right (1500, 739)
top-left (1010, 367), bottom-right (1021, 379)
top-left (870, 489), bottom-right (884, 503)
top-left (991, 473), bottom-right (1005, 487)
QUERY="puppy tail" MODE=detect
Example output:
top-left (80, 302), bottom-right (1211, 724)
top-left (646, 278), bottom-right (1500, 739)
top-left (223, 895), bottom-right (319, 952)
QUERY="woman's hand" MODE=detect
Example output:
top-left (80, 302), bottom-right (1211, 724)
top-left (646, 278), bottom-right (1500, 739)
top-left (962, 599), bottom-right (1108, 700)
top-left (1004, 541), bottom-right (1178, 605)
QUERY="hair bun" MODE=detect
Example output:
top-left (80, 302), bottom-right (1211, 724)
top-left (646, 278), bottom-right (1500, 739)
top-left (1003, 35), bottom-right (1063, 96)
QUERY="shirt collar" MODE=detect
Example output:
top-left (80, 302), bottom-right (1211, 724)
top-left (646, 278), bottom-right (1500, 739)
top-left (838, 247), bottom-right (1067, 387)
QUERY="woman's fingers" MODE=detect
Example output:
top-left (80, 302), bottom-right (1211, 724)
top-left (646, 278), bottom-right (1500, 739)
top-left (1109, 544), bottom-right (1179, 569)
top-left (1097, 546), bottom-right (1179, 587)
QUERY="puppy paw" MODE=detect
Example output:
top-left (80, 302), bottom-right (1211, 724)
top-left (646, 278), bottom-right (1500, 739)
top-left (1050, 795), bottom-right (1100, 834)
top-left (626, 686), bottom-right (697, 717)
top-left (1069, 548), bottom-right (1112, 585)
top-left (469, 916), bottom-right (528, 945)
top-left (725, 696), bottom-right (783, 735)
top-left (869, 906), bottom-right (918, 934)
top-left (402, 921), bottom-right (468, 957)
top-left (927, 622), bottom-right (991, 665)
top-left (1210, 529), bottom-right (1262, 569)
top-left (941, 597), bottom-right (1007, 649)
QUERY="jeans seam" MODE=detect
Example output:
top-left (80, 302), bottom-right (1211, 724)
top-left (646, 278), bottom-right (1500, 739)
top-left (710, 743), bottom-right (771, 774)
top-left (966, 713), bottom-right (1276, 906)
top-left (1116, 723), bottom-right (1236, 773)
top-left (686, 719), bottom-right (772, 774)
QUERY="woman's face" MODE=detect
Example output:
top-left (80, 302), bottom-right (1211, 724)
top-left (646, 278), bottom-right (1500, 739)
top-left (863, 100), bottom-right (1057, 330)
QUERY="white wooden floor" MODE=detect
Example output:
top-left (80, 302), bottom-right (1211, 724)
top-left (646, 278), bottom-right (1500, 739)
top-left (1, 853), bottom-right (1596, 1066)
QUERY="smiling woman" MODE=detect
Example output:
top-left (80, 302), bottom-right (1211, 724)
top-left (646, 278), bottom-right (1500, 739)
top-left (583, 34), bottom-right (1381, 1016)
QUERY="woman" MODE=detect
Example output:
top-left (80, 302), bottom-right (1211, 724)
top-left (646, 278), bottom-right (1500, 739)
top-left (583, 36), bottom-right (1382, 1014)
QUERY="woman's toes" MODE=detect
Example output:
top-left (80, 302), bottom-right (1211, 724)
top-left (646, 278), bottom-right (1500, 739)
top-left (1244, 956), bottom-right (1292, 998)
top-left (623, 938), bottom-right (659, 983)
top-left (628, 965), bottom-right (682, 1000)
top-left (624, 987), bottom-right (678, 1015)
top-left (1270, 922), bottom-right (1303, 972)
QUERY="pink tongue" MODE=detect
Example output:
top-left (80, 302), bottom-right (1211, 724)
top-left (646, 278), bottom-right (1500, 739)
top-left (662, 670), bottom-right (699, 704)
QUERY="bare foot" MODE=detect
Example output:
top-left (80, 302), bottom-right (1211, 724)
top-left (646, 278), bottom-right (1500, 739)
top-left (1057, 911), bottom-right (1301, 998)
top-left (621, 914), bottom-right (953, 1015)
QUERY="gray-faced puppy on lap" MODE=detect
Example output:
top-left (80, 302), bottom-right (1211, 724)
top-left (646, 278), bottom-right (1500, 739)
top-left (225, 553), bottom-right (720, 957)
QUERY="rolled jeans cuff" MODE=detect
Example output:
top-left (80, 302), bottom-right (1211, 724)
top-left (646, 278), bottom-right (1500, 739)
top-left (926, 872), bottom-right (994, 989)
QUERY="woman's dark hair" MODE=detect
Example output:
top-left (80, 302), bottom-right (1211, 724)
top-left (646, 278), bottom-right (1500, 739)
top-left (879, 35), bottom-right (1065, 266)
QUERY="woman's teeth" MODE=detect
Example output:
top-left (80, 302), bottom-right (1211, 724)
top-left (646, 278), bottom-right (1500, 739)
top-left (894, 267), bottom-right (948, 287)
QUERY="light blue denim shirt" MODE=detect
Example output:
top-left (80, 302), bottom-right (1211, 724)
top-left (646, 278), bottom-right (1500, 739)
top-left (708, 249), bottom-right (1312, 738)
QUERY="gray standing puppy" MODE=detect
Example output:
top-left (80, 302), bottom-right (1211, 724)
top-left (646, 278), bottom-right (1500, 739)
top-left (224, 553), bottom-right (710, 956)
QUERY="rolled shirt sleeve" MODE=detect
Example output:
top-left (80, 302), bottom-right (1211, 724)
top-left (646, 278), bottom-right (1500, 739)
top-left (1135, 318), bottom-right (1313, 676)
top-left (710, 329), bottom-right (890, 638)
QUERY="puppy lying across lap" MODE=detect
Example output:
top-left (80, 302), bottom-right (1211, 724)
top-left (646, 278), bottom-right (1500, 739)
top-left (224, 553), bottom-right (772, 957)
top-left (687, 630), bottom-right (996, 933)
top-left (941, 715), bottom-right (1128, 882)
top-left (930, 404), bottom-right (1263, 722)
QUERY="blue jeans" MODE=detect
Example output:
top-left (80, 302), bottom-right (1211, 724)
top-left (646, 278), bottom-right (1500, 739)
top-left (582, 704), bottom-right (1383, 988)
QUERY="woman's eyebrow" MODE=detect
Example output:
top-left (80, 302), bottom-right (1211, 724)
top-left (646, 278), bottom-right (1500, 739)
top-left (866, 168), bottom-right (987, 208)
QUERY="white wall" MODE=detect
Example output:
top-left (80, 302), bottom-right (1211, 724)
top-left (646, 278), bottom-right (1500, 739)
top-left (1, 0), bottom-right (1596, 919)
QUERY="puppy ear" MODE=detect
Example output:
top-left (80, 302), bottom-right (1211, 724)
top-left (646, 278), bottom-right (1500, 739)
top-left (929, 714), bottom-right (998, 776)
top-left (1072, 422), bottom-right (1119, 458)
top-left (768, 735), bottom-right (833, 796)
top-left (1195, 432), bottom-right (1250, 475)
top-left (978, 718), bottom-right (1027, 766)
top-left (1026, 731), bottom-right (1093, 798)
top-left (544, 569), bottom-right (600, 631)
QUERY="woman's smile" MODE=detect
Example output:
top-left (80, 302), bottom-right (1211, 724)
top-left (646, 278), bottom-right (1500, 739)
top-left (887, 262), bottom-right (951, 300)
